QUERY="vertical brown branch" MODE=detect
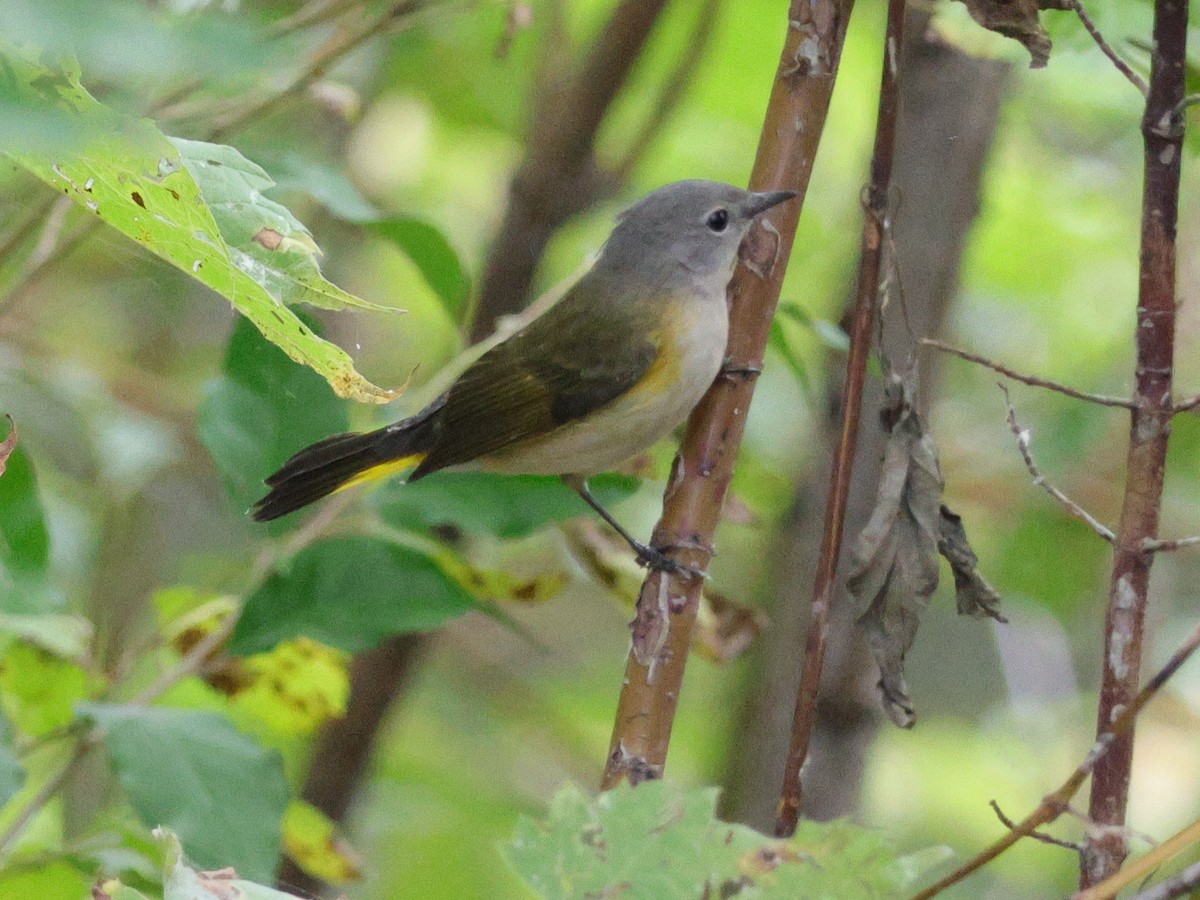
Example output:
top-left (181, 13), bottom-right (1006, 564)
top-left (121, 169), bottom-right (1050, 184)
top-left (600, 0), bottom-right (856, 791)
top-left (1082, 0), bottom-right (1187, 886)
top-left (469, 0), bottom-right (673, 340)
top-left (774, 0), bottom-right (907, 839)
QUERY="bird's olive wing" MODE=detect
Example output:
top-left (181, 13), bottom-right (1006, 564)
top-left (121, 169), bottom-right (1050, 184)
top-left (412, 292), bottom-right (660, 476)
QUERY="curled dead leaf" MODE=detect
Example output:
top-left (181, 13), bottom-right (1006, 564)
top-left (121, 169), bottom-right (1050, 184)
top-left (938, 505), bottom-right (1006, 622)
top-left (953, 0), bottom-right (1053, 68)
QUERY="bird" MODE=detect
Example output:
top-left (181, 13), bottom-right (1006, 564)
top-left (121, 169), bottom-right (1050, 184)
top-left (252, 179), bottom-right (795, 573)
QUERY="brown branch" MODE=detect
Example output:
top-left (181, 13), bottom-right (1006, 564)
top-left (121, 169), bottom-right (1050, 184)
top-left (1083, 0), bottom-right (1187, 885)
top-left (774, 0), bottom-right (905, 839)
top-left (1129, 857), bottom-right (1200, 900)
top-left (1061, 0), bottom-right (1149, 96)
top-left (1001, 385), bottom-right (1115, 542)
top-left (1076, 818), bottom-right (1200, 900)
top-left (909, 617), bottom-right (1200, 899)
top-left (922, 338), bottom-right (1135, 408)
top-left (469, 0), bottom-right (676, 340)
top-left (990, 800), bottom-right (1083, 852)
top-left (599, 0), bottom-right (856, 791)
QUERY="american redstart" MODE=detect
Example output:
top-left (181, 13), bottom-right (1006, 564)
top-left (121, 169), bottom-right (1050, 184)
top-left (252, 180), bottom-right (795, 572)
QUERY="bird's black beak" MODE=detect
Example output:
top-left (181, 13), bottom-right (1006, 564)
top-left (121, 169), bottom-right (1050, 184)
top-left (745, 189), bottom-right (797, 218)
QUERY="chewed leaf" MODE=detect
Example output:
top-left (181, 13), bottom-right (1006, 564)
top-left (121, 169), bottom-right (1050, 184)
top-left (938, 505), bottom-right (1006, 622)
top-left (282, 801), bottom-right (363, 886)
top-left (848, 372), bottom-right (944, 728)
top-left (505, 781), bottom-right (946, 898)
top-left (172, 138), bottom-right (401, 315)
top-left (4, 46), bottom-right (396, 404)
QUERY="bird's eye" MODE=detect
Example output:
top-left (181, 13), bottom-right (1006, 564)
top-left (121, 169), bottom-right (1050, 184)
top-left (705, 208), bottom-right (729, 232)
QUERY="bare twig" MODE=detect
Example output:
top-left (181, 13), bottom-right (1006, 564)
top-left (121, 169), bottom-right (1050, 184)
top-left (909, 617), bottom-right (1200, 899)
top-left (1062, 0), bottom-right (1149, 96)
top-left (599, 0), bottom-right (856, 791)
top-left (1076, 818), bottom-right (1200, 900)
top-left (0, 738), bottom-right (97, 861)
top-left (922, 338), bottom-right (1134, 408)
top-left (208, 0), bottom-right (430, 140)
top-left (775, 0), bottom-right (906, 839)
top-left (1001, 384), bottom-right (1115, 542)
top-left (1129, 857), bottom-right (1200, 900)
top-left (990, 800), bottom-right (1084, 852)
top-left (1172, 393), bottom-right (1200, 413)
top-left (1083, 0), bottom-right (1187, 884)
top-left (1142, 535), bottom-right (1200, 552)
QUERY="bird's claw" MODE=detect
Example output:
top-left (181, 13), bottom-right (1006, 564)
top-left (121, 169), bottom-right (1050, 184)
top-left (633, 542), bottom-right (708, 581)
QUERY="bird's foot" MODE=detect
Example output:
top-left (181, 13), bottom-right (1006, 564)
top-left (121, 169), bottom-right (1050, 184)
top-left (632, 541), bottom-right (708, 582)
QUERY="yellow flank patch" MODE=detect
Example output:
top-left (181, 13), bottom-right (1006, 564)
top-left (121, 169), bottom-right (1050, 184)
top-left (335, 451), bottom-right (426, 492)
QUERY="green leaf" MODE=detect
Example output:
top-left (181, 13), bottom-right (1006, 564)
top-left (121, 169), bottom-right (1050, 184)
top-left (231, 538), bottom-right (477, 655)
top-left (80, 704), bottom-right (289, 884)
top-left (768, 318), bottom-right (811, 392)
top-left (198, 316), bottom-right (349, 513)
top-left (505, 782), bottom-right (947, 899)
top-left (375, 472), bottom-right (639, 540)
top-left (367, 218), bottom-right (470, 324)
top-left (0, 445), bottom-right (54, 614)
top-left (780, 305), bottom-right (850, 352)
top-left (3, 46), bottom-right (394, 404)
top-left (172, 138), bottom-right (399, 316)
top-left (0, 641), bottom-right (93, 736)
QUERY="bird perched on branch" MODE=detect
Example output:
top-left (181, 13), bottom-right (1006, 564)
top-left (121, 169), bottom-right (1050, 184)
top-left (252, 179), bottom-right (794, 573)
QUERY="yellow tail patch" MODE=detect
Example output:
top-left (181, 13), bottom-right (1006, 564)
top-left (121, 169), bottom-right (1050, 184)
top-left (335, 452), bottom-right (427, 493)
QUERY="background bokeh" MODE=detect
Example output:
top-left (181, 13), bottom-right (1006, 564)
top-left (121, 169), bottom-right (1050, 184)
top-left (1, 0), bottom-right (1198, 896)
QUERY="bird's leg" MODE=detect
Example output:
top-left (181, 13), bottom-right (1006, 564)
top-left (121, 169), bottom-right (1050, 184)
top-left (563, 475), bottom-right (705, 580)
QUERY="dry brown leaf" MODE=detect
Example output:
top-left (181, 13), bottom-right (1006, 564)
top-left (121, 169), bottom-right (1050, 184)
top-left (694, 588), bottom-right (768, 665)
top-left (953, 0), bottom-right (1053, 68)
top-left (938, 504), bottom-right (1007, 623)
top-left (848, 374), bottom-right (943, 728)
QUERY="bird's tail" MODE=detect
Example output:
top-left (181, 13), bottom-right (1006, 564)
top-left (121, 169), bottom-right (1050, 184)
top-left (251, 399), bottom-right (443, 522)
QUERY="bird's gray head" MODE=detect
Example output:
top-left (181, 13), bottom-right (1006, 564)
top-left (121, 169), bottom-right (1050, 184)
top-left (601, 179), bottom-right (795, 281)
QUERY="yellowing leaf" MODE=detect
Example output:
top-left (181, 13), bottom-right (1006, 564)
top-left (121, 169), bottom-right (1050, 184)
top-left (282, 801), bottom-right (362, 886)
top-left (438, 552), bottom-right (569, 604)
top-left (4, 46), bottom-right (398, 405)
top-left (0, 642), bottom-right (96, 735)
top-left (228, 638), bottom-right (350, 736)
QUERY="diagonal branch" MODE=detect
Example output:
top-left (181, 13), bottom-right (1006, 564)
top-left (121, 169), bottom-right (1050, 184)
top-left (599, 0), bottom-right (857, 791)
top-left (910, 616), bottom-right (1200, 899)
top-left (1061, 0), bottom-right (1149, 96)
top-left (775, 0), bottom-right (907, 839)
top-left (1001, 385), bottom-right (1115, 542)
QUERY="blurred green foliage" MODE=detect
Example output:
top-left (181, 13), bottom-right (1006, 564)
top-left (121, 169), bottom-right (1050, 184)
top-left (0, 0), bottom-right (1197, 898)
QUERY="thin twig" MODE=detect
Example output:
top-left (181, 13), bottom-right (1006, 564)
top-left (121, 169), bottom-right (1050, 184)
top-left (909, 617), bottom-right (1200, 899)
top-left (1076, 818), bottom-right (1200, 900)
top-left (775, 0), bottom-right (906, 838)
top-left (922, 338), bottom-right (1134, 408)
top-left (1129, 857), bottom-right (1200, 900)
top-left (991, 800), bottom-right (1084, 852)
top-left (208, 0), bottom-right (430, 140)
top-left (1062, 0), bottom-right (1149, 96)
top-left (1172, 393), bottom-right (1200, 413)
top-left (1142, 534), bottom-right (1200, 551)
top-left (1001, 384), bottom-right (1115, 542)
top-left (0, 738), bottom-right (97, 861)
